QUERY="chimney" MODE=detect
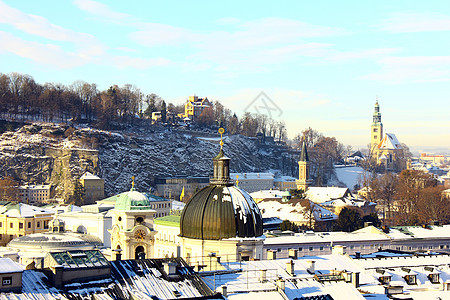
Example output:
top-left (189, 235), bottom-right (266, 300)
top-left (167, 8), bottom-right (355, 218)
top-left (276, 278), bottom-right (285, 292)
top-left (332, 245), bottom-right (346, 255)
top-left (289, 248), bottom-right (298, 259)
top-left (307, 260), bottom-right (315, 274)
top-left (352, 272), bottom-right (360, 288)
top-left (260, 269), bottom-right (267, 282)
top-left (364, 222), bottom-right (372, 227)
top-left (220, 285), bottom-right (227, 297)
top-left (267, 250), bottom-right (277, 260)
top-left (286, 260), bottom-right (295, 276)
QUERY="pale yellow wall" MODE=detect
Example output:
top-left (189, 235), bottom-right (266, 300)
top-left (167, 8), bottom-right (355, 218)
top-left (0, 214), bottom-right (53, 246)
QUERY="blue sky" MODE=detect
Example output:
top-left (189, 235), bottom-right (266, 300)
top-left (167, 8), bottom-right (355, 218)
top-left (1, 1), bottom-right (449, 151)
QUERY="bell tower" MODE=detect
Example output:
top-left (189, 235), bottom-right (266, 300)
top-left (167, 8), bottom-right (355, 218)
top-left (371, 99), bottom-right (383, 153)
top-left (296, 139), bottom-right (312, 191)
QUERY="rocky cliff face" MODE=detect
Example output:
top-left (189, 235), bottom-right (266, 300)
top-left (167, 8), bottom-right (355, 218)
top-left (0, 123), bottom-right (297, 200)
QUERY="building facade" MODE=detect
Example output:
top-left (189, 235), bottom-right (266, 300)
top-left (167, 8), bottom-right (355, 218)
top-left (230, 172), bottom-right (274, 193)
top-left (0, 203), bottom-right (53, 246)
top-left (18, 184), bottom-right (51, 204)
top-left (80, 172), bottom-right (104, 204)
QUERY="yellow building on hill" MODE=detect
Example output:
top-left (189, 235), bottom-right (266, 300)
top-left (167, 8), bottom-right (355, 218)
top-left (178, 95), bottom-right (212, 121)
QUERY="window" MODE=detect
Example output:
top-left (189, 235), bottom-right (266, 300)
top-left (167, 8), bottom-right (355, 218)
top-left (19, 223), bottom-right (23, 229)
top-left (2, 277), bottom-right (12, 286)
top-left (37, 221), bottom-right (40, 228)
top-left (298, 247), bottom-right (303, 251)
top-left (0, 222), bottom-right (2, 227)
top-left (373, 128), bottom-right (378, 132)
top-left (374, 135), bottom-right (377, 139)
top-left (28, 222), bottom-right (31, 229)
top-left (320, 246), bottom-right (324, 251)
top-left (10, 223), bottom-right (13, 229)
top-left (309, 247), bottom-right (313, 251)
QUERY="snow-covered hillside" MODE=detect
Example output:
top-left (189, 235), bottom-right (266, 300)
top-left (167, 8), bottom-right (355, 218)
top-left (0, 123), bottom-right (297, 199)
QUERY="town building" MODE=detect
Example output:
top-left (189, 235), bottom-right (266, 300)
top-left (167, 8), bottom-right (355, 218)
top-left (370, 100), bottom-right (405, 171)
top-left (0, 202), bottom-right (54, 246)
top-left (177, 95), bottom-right (213, 122)
top-left (420, 152), bottom-right (449, 165)
top-left (79, 172), bottom-right (104, 204)
top-left (154, 176), bottom-right (209, 200)
top-left (5, 218), bottom-right (103, 266)
top-left (18, 184), bottom-right (51, 204)
top-left (230, 172), bottom-right (274, 193)
top-left (273, 175), bottom-right (297, 190)
top-left (0, 257), bottom-right (22, 293)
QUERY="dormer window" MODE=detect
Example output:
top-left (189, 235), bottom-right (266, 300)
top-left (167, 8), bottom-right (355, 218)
top-left (429, 273), bottom-right (440, 284)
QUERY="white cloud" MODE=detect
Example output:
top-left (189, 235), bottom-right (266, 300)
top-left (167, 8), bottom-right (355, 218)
top-left (0, 31), bottom-right (87, 68)
top-left (73, 0), bottom-right (132, 21)
top-left (362, 56), bottom-right (450, 83)
top-left (110, 55), bottom-right (171, 69)
top-left (378, 12), bottom-right (450, 33)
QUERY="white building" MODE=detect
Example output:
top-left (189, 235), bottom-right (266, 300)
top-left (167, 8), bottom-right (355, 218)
top-left (18, 184), bottom-right (51, 204)
top-left (230, 172), bottom-right (274, 193)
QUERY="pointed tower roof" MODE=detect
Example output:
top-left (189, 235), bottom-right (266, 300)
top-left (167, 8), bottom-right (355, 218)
top-left (299, 139), bottom-right (309, 162)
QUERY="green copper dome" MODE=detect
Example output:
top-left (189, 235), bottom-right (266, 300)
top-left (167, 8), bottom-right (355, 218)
top-left (115, 189), bottom-right (152, 211)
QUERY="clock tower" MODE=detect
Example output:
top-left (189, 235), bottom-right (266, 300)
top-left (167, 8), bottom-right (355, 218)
top-left (371, 99), bottom-right (383, 155)
top-left (109, 179), bottom-right (157, 260)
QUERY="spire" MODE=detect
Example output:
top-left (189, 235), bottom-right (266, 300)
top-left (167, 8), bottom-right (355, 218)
top-left (210, 128), bottom-right (233, 186)
top-left (299, 139), bottom-right (309, 162)
top-left (372, 98), bottom-right (382, 124)
top-left (131, 176), bottom-right (135, 191)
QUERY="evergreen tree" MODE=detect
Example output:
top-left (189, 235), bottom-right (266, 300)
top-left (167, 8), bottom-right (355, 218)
top-left (335, 207), bottom-right (363, 232)
top-left (160, 100), bottom-right (167, 123)
top-left (71, 179), bottom-right (85, 206)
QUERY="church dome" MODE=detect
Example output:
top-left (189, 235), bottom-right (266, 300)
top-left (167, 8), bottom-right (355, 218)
top-left (180, 185), bottom-right (263, 240)
top-left (180, 130), bottom-right (263, 240)
top-left (115, 189), bottom-right (152, 211)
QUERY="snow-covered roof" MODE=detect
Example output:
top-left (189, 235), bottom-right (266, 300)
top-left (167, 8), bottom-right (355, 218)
top-left (258, 199), bottom-right (337, 223)
top-left (0, 257), bottom-right (23, 273)
top-left (378, 133), bottom-right (402, 150)
top-left (388, 225), bottom-right (450, 240)
top-left (202, 256), bottom-right (366, 299)
top-left (2, 203), bottom-right (54, 218)
top-left (19, 184), bottom-right (51, 190)
top-left (80, 172), bottom-right (101, 180)
top-left (306, 187), bottom-right (352, 203)
top-left (250, 189), bottom-right (283, 199)
top-left (230, 172), bottom-right (274, 180)
top-left (2, 258), bottom-right (216, 299)
top-left (273, 175), bottom-right (297, 182)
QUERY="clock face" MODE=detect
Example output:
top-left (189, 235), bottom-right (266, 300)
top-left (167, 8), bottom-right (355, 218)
top-left (134, 229), bottom-right (146, 240)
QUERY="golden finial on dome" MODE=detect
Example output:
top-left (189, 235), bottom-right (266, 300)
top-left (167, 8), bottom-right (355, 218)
top-left (218, 127), bottom-right (225, 149)
top-left (236, 175), bottom-right (239, 187)
top-left (132, 176), bottom-right (135, 189)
